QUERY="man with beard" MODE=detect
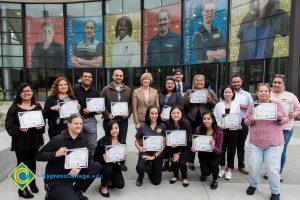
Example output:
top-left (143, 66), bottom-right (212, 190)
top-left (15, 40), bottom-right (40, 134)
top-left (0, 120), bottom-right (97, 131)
top-left (71, 20), bottom-right (103, 68)
top-left (145, 9), bottom-right (181, 67)
top-left (193, 0), bottom-right (226, 63)
top-left (74, 70), bottom-right (101, 156)
top-left (231, 75), bottom-right (253, 175)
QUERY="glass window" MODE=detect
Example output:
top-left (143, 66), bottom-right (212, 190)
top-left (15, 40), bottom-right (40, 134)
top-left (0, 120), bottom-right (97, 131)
top-left (1, 32), bottom-right (23, 44)
top-left (1, 68), bottom-right (23, 100)
top-left (106, 0), bottom-right (122, 14)
top-left (1, 3), bottom-right (22, 18)
top-left (123, 0), bottom-right (140, 13)
top-left (1, 18), bottom-right (23, 33)
top-left (25, 4), bottom-right (44, 18)
top-left (144, 0), bottom-right (161, 9)
top-left (84, 2), bottom-right (102, 16)
top-left (3, 57), bottom-right (23, 67)
top-left (2, 44), bottom-right (22, 56)
top-left (67, 3), bottom-right (84, 17)
top-left (44, 4), bottom-right (63, 17)
top-left (162, 0), bottom-right (180, 6)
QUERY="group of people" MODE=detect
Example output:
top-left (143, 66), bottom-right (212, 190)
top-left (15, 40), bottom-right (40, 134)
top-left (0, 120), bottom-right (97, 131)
top-left (5, 68), bottom-right (299, 200)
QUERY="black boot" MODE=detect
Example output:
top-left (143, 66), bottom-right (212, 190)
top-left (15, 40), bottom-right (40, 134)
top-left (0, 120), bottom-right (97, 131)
top-left (18, 187), bottom-right (34, 199)
top-left (162, 161), bottom-right (169, 172)
top-left (29, 181), bottom-right (39, 193)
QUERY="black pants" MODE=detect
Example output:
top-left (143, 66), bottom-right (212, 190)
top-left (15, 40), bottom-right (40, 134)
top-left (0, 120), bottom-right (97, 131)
top-left (48, 124), bottom-right (67, 139)
top-left (170, 149), bottom-right (190, 179)
top-left (237, 119), bottom-right (248, 168)
top-left (15, 150), bottom-right (38, 187)
top-left (163, 146), bottom-right (171, 160)
top-left (198, 151), bottom-right (222, 180)
top-left (101, 164), bottom-right (125, 189)
top-left (46, 162), bottom-right (102, 200)
top-left (221, 129), bottom-right (239, 169)
top-left (188, 111), bottom-right (202, 164)
top-left (136, 154), bottom-right (163, 185)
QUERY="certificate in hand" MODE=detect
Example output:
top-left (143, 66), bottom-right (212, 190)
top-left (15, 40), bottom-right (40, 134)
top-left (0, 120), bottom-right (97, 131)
top-left (111, 102), bottom-right (129, 116)
top-left (59, 101), bottom-right (79, 118)
top-left (192, 135), bottom-right (213, 152)
top-left (105, 145), bottom-right (126, 163)
top-left (234, 95), bottom-right (247, 105)
top-left (161, 105), bottom-right (171, 120)
top-left (222, 113), bottom-right (241, 129)
top-left (143, 136), bottom-right (163, 151)
top-left (64, 148), bottom-right (88, 169)
top-left (190, 89), bottom-right (207, 103)
top-left (18, 110), bottom-right (45, 128)
top-left (86, 98), bottom-right (105, 112)
top-left (166, 130), bottom-right (187, 146)
top-left (254, 103), bottom-right (277, 120)
top-left (278, 100), bottom-right (292, 115)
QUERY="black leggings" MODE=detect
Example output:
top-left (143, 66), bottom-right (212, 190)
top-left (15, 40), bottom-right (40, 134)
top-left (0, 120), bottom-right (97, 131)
top-left (15, 150), bottom-right (38, 186)
top-left (198, 151), bottom-right (222, 180)
top-left (101, 164), bottom-right (125, 189)
top-left (189, 111), bottom-right (202, 164)
top-left (170, 149), bottom-right (190, 179)
top-left (136, 155), bottom-right (163, 185)
top-left (220, 129), bottom-right (239, 169)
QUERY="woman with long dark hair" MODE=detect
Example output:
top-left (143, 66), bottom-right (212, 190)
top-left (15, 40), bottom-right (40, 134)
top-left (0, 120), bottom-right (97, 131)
top-left (94, 120), bottom-right (127, 198)
top-left (5, 83), bottom-right (45, 198)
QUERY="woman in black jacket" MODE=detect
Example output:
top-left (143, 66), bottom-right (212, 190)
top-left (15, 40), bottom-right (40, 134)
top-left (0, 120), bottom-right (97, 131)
top-left (43, 77), bottom-right (78, 139)
top-left (5, 83), bottom-right (45, 198)
top-left (93, 120), bottom-right (127, 198)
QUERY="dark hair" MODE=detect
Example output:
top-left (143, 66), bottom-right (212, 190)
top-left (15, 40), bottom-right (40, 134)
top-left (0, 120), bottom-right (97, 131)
top-left (221, 85), bottom-right (235, 100)
top-left (105, 120), bottom-right (122, 141)
top-left (199, 111), bottom-right (219, 135)
top-left (115, 16), bottom-right (133, 38)
top-left (84, 20), bottom-right (96, 28)
top-left (231, 74), bottom-right (243, 81)
top-left (41, 20), bottom-right (54, 31)
top-left (174, 68), bottom-right (183, 75)
top-left (145, 105), bottom-right (161, 126)
top-left (80, 70), bottom-right (93, 78)
top-left (259, 0), bottom-right (277, 18)
top-left (67, 113), bottom-right (83, 123)
top-left (167, 105), bottom-right (184, 130)
top-left (14, 83), bottom-right (36, 106)
top-left (161, 77), bottom-right (176, 95)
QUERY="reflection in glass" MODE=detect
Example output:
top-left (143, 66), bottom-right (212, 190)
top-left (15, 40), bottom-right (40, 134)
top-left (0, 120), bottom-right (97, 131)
top-left (25, 4), bottom-right (44, 18)
top-left (45, 4), bottom-right (63, 17)
top-left (84, 2), bottom-right (102, 16)
top-left (0, 3), bottom-right (22, 18)
top-left (106, 0), bottom-right (122, 14)
top-left (67, 3), bottom-right (83, 17)
top-left (144, 0), bottom-right (161, 9)
top-left (123, 0), bottom-right (140, 13)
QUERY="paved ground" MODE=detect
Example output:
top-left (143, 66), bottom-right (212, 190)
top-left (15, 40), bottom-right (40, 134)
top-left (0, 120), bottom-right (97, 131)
top-left (0, 114), bottom-right (300, 200)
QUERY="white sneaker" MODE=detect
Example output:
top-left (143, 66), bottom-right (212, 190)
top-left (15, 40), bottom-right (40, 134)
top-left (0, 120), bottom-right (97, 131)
top-left (218, 169), bottom-right (226, 178)
top-left (225, 171), bottom-right (232, 180)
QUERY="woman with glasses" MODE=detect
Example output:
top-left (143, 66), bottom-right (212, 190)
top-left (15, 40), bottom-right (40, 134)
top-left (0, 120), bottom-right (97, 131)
top-left (184, 74), bottom-right (218, 170)
top-left (267, 74), bottom-right (300, 182)
top-left (245, 83), bottom-right (288, 200)
top-left (5, 83), bottom-right (45, 198)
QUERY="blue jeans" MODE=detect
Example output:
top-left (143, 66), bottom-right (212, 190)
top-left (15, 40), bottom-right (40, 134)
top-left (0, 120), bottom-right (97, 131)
top-left (280, 129), bottom-right (293, 173)
top-left (83, 117), bottom-right (98, 156)
top-left (248, 143), bottom-right (283, 194)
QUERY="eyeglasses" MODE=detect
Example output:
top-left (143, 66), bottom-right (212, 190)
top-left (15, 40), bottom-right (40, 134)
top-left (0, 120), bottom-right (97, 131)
top-left (274, 74), bottom-right (285, 78)
top-left (21, 90), bottom-right (32, 93)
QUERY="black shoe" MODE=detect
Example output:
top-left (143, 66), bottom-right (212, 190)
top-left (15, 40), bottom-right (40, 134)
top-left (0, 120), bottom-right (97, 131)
top-left (188, 164), bottom-right (195, 171)
top-left (107, 183), bottom-right (114, 189)
top-left (200, 176), bottom-right (207, 182)
top-left (120, 164), bottom-right (128, 172)
top-left (210, 181), bottom-right (218, 190)
top-left (75, 188), bottom-right (89, 200)
top-left (270, 194), bottom-right (280, 200)
top-left (246, 186), bottom-right (256, 195)
top-left (167, 166), bottom-right (172, 172)
top-left (169, 177), bottom-right (177, 184)
top-left (136, 175), bottom-right (143, 187)
top-left (182, 180), bottom-right (189, 187)
top-left (29, 182), bottom-right (39, 193)
top-left (162, 162), bottom-right (170, 172)
top-left (99, 187), bottom-right (110, 198)
top-left (18, 188), bottom-right (34, 199)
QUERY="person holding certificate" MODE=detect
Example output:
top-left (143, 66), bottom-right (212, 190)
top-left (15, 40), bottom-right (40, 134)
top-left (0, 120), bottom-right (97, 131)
top-left (213, 86), bottom-right (241, 181)
top-left (74, 70), bottom-right (101, 156)
top-left (36, 114), bottom-right (102, 200)
top-left (93, 120), bottom-right (127, 197)
top-left (184, 74), bottom-right (218, 170)
top-left (43, 77), bottom-right (79, 139)
top-left (192, 111), bottom-right (223, 190)
top-left (5, 83), bottom-right (45, 198)
top-left (159, 77), bottom-right (183, 171)
top-left (132, 72), bottom-right (159, 129)
top-left (135, 105), bottom-right (166, 186)
top-left (245, 83), bottom-right (288, 200)
top-left (166, 106), bottom-right (192, 187)
top-left (268, 74), bottom-right (300, 182)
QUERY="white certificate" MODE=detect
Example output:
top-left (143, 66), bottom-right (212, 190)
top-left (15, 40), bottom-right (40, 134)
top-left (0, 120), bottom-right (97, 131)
top-left (234, 94), bottom-right (247, 105)
top-left (64, 148), bottom-right (88, 169)
top-left (59, 101), bottom-right (79, 118)
top-left (143, 136), bottom-right (163, 151)
top-left (278, 100), bottom-right (292, 115)
top-left (254, 103), bottom-right (277, 120)
top-left (166, 130), bottom-right (187, 146)
top-left (105, 145), bottom-right (126, 163)
top-left (18, 110), bottom-right (45, 128)
top-left (161, 105), bottom-right (171, 120)
top-left (222, 113), bottom-right (241, 129)
top-left (192, 135), bottom-right (213, 152)
top-left (111, 102), bottom-right (129, 116)
top-left (86, 98), bottom-right (105, 112)
top-left (190, 89), bottom-right (207, 103)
